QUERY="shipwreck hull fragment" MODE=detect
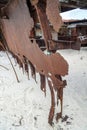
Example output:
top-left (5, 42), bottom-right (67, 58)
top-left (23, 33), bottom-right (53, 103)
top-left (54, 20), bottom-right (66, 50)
top-left (0, 0), bottom-right (68, 125)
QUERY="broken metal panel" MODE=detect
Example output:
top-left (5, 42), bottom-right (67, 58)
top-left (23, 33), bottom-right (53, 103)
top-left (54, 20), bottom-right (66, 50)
top-left (46, 0), bottom-right (63, 32)
top-left (0, 0), bottom-right (68, 125)
top-left (34, 0), bottom-right (62, 51)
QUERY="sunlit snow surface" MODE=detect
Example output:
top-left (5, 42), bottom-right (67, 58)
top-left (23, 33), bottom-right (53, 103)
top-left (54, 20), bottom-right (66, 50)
top-left (60, 8), bottom-right (87, 20)
top-left (0, 47), bottom-right (87, 130)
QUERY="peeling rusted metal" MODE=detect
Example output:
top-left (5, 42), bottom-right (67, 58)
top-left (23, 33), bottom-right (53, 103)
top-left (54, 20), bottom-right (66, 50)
top-left (0, 0), bottom-right (68, 125)
top-left (48, 79), bottom-right (55, 125)
top-left (46, 0), bottom-right (62, 32)
top-left (34, 0), bottom-right (63, 52)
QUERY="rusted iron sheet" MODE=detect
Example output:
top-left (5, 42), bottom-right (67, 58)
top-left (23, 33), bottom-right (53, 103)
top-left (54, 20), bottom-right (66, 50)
top-left (46, 0), bottom-right (62, 32)
top-left (35, 0), bottom-right (62, 51)
top-left (0, 0), bottom-right (68, 125)
top-left (34, 0), bottom-right (57, 51)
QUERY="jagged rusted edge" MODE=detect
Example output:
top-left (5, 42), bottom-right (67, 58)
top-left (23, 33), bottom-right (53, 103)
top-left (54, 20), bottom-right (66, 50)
top-left (47, 78), bottom-right (55, 125)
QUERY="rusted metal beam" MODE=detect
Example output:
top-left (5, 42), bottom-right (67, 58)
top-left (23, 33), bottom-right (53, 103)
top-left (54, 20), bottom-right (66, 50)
top-left (35, 1), bottom-right (54, 51)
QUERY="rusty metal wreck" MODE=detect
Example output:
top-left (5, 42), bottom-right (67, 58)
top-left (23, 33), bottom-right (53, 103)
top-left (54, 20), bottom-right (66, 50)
top-left (0, 0), bottom-right (68, 125)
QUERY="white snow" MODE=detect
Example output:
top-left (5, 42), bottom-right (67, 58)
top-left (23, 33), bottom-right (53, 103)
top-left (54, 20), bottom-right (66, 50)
top-left (0, 47), bottom-right (87, 130)
top-left (60, 8), bottom-right (87, 20)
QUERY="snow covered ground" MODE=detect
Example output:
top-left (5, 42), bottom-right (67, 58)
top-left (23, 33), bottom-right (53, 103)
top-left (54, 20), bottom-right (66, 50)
top-left (0, 47), bottom-right (87, 130)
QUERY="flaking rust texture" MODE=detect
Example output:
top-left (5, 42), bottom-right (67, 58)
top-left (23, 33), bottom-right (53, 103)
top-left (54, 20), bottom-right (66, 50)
top-left (0, 0), bottom-right (68, 125)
